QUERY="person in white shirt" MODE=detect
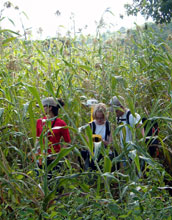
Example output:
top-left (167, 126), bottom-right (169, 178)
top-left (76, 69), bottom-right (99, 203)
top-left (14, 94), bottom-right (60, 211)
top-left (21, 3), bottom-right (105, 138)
top-left (90, 103), bottom-right (112, 146)
top-left (109, 96), bottom-right (145, 170)
top-left (86, 103), bottom-right (115, 170)
top-left (109, 96), bottom-right (144, 148)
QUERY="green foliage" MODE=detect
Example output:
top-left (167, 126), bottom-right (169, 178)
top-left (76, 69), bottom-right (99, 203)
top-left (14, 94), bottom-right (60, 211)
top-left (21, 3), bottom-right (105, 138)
top-left (125, 0), bottom-right (172, 24)
top-left (0, 23), bottom-right (172, 219)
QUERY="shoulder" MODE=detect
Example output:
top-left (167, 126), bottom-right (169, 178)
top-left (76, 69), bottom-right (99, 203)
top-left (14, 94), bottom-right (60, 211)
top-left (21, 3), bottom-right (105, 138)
top-left (105, 120), bottom-right (111, 132)
top-left (55, 118), bottom-right (67, 126)
top-left (105, 120), bottom-right (110, 126)
top-left (90, 120), bottom-right (96, 126)
top-left (129, 112), bottom-right (142, 125)
top-left (134, 113), bottom-right (142, 124)
top-left (37, 117), bottom-right (46, 124)
top-left (121, 110), bottom-right (128, 119)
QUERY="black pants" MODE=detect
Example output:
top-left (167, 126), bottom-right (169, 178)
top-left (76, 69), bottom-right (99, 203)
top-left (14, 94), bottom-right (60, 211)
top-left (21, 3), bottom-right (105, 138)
top-left (147, 140), bottom-right (159, 158)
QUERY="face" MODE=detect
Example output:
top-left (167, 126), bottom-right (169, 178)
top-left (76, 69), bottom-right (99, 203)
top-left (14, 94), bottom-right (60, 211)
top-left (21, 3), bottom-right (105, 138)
top-left (43, 105), bottom-right (52, 115)
top-left (95, 111), bottom-right (105, 125)
top-left (115, 106), bottom-right (124, 117)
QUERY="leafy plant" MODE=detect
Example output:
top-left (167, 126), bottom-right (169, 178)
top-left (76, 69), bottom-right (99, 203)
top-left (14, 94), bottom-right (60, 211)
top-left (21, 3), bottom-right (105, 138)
top-left (0, 13), bottom-right (172, 219)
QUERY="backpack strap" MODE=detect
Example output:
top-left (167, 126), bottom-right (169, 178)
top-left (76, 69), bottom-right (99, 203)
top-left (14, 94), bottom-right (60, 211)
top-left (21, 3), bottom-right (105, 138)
top-left (126, 110), bottom-right (131, 125)
top-left (90, 121), bottom-right (110, 141)
top-left (117, 117), bottom-right (126, 124)
top-left (51, 118), bottom-right (57, 128)
top-left (105, 120), bottom-right (111, 141)
top-left (89, 121), bottom-right (96, 134)
top-left (48, 118), bottom-right (57, 136)
top-left (117, 110), bottom-right (131, 125)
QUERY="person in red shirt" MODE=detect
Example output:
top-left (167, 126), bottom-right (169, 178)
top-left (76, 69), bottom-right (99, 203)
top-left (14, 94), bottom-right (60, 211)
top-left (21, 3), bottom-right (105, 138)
top-left (36, 97), bottom-right (71, 167)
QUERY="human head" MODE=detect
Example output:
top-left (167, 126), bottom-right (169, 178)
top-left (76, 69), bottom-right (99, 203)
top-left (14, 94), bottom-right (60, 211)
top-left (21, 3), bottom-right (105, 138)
top-left (109, 96), bottom-right (125, 117)
top-left (42, 97), bottom-right (64, 116)
top-left (93, 103), bottom-right (107, 125)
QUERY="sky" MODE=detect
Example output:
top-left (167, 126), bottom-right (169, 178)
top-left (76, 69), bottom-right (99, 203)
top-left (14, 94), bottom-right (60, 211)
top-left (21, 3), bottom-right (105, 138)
top-left (0, 0), bottom-right (151, 39)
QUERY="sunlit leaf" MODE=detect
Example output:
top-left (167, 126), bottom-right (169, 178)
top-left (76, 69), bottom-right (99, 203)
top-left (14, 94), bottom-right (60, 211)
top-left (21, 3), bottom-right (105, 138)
top-left (45, 81), bottom-right (55, 97)
top-left (0, 29), bottom-right (20, 35)
top-left (28, 102), bottom-right (36, 143)
top-left (104, 156), bottom-right (112, 173)
top-left (85, 125), bottom-right (94, 155)
top-left (2, 37), bottom-right (16, 45)
top-left (102, 172), bottom-right (119, 182)
top-left (78, 65), bottom-right (91, 72)
top-left (48, 146), bottom-right (74, 172)
top-left (94, 141), bottom-right (102, 160)
top-left (26, 85), bottom-right (44, 112)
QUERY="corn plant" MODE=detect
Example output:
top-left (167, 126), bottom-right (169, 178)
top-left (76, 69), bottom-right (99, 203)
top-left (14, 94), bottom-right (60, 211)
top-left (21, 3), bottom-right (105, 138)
top-left (0, 18), bottom-right (172, 219)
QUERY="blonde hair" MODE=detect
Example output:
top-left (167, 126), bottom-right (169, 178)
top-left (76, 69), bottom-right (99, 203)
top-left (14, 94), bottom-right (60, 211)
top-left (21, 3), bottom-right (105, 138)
top-left (93, 103), bottom-right (108, 120)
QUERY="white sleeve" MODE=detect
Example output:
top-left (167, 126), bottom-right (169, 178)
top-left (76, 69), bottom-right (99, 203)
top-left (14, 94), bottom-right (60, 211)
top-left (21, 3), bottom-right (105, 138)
top-left (134, 113), bottom-right (142, 125)
top-left (129, 113), bottom-right (142, 127)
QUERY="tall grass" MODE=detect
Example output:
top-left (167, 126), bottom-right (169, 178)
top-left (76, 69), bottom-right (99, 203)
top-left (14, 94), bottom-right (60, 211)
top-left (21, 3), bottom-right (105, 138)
top-left (0, 23), bottom-right (172, 219)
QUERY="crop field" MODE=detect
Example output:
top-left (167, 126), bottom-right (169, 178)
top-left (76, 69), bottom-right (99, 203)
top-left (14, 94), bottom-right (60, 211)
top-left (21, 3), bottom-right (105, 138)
top-left (0, 24), bottom-right (172, 219)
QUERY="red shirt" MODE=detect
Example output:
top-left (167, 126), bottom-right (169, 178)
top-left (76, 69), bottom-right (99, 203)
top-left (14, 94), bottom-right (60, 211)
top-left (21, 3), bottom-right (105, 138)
top-left (36, 116), bottom-right (71, 154)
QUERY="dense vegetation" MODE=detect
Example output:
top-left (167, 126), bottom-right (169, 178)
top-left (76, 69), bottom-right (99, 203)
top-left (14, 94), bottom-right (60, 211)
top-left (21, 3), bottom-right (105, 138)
top-left (0, 21), bottom-right (172, 219)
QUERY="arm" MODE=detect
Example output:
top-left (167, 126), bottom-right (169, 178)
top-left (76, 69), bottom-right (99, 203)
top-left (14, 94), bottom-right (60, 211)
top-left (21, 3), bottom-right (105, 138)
top-left (61, 127), bottom-right (71, 148)
top-left (103, 132), bottom-right (112, 147)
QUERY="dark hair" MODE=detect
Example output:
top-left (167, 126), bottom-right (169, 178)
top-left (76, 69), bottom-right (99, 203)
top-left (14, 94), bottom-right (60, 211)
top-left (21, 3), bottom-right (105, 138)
top-left (51, 98), bottom-right (64, 116)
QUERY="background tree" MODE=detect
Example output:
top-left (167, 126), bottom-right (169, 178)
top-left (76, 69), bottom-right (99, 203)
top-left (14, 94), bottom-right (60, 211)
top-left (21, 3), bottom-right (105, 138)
top-left (125, 0), bottom-right (172, 24)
